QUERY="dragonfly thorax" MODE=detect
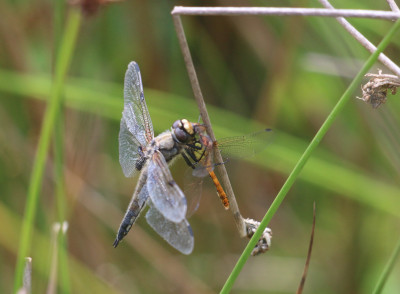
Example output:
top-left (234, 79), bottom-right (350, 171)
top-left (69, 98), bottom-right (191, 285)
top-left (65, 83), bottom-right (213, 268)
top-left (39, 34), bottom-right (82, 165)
top-left (154, 130), bottom-right (183, 162)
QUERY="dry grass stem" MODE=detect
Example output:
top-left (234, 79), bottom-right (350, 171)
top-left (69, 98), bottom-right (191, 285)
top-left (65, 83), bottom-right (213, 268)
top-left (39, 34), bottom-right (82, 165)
top-left (172, 6), bottom-right (400, 20)
top-left (386, 0), bottom-right (400, 12)
top-left (172, 14), bottom-right (247, 237)
top-left (319, 0), bottom-right (400, 76)
top-left (296, 202), bottom-right (316, 294)
top-left (17, 257), bottom-right (32, 294)
top-left (46, 223), bottom-right (62, 294)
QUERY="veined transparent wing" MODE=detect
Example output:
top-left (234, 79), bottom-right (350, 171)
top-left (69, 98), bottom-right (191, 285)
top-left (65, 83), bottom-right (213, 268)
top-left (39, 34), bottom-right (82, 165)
top-left (119, 116), bottom-right (143, 177)
top-left (193, 128), bottom-right (274, 177)
top-left (147, 151), bottom-right (187, 223)
top-left (213, 128), bottom-right (273, 163)
top-left (119, 62), bottom-right (154, 177)
top-left (123, 61), bottom-right (154, 146)
top-left (146, 201), bottom-right (194, 255)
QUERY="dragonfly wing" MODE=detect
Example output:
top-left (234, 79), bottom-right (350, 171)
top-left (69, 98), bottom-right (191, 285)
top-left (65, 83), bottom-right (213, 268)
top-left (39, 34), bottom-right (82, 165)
top-left (192, 163), bottom-right (211, 178)
top-left (183, 167), bottom-right (203, 217)
top-left (215, 128), bottom-right (274, 164)
top-left (147, 151), bottom-right (187, 223)
top-left (123, 61), bottom-right (154, 147)
top-left (119, 116), bottom-right (143, 177)
top-left (146, 201), bottom-right (194, 255)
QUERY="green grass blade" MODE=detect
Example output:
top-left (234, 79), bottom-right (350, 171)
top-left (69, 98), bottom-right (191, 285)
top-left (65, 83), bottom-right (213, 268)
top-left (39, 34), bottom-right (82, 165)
top-left (13, 8), bottom-right (82, 291)
top-left (53, 2), bottom-right (71, 292)
top-left (372, 238), bottom-right (400, 294)
top-left (54, 111), bottom-right (71, 294)
top-left (220, 18), bottom-right (400, 294)
top-left (1, 71), bottom-right (400, 217)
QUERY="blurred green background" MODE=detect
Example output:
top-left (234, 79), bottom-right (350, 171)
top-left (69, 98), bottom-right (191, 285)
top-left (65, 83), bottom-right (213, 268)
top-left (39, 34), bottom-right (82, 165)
top-left (1, 0), bottom-right (400, 293)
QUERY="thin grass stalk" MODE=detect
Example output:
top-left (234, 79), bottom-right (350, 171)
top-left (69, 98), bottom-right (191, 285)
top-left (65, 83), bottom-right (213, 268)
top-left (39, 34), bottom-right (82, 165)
top-left (58, 222), bottom-right (70, 294)
top-left (220, 18), bottom-right (400, 294)
top-left (172, 15), bottom-right (247, 236)
top-left (372, 237), bottom-right (400, 294)
top-left (46, 223), bottom-right (61, 294)
top-left (54, 111), bottom-right (66, 232)
top-left (318, 0), bottom-right (400, 76)
top-left (172, 6), bottom-right (400, 20)
top-left (296, 202), bottom-right (316, 294)
top-left (54, 109), bottom-right (71, 294)
top-left (53, 0), bottom-right (65, 68)
top-left (53, 2), bottom-right (71, 292)
top-left (13, 8), bottom-right (82, 291)
top-left (386, 0), bottom-right (400, 12)
top-left (17, 257), bottom-right (32, 294)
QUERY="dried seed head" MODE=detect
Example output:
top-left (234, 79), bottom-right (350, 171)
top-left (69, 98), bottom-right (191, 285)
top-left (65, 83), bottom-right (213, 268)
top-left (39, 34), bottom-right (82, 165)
top-left (357, 70), bottom-right (400, 108)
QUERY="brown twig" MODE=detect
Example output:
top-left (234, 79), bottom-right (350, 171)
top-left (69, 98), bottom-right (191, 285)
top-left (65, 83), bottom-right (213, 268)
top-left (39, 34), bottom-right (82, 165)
top-left (296, 202), bottom-right (316, 294)
top-left (172, 6), bottom-right (400, 20)
top-left (172, 14), bottom-right (247, 237)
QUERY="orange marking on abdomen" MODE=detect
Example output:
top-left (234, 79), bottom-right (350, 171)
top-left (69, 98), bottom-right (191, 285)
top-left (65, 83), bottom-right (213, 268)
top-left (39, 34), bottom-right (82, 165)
top-left (207, 169), bottom-right (229, 209)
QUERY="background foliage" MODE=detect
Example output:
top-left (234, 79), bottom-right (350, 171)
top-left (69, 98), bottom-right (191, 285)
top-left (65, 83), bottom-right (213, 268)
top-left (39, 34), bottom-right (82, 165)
top-left (1, 0), bottom-right (400, 293)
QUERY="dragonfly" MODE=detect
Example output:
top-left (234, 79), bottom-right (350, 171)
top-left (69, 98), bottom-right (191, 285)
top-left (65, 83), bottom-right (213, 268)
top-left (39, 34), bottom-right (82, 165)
top-left (114, 61), bottom-right (273, 254)
top-left (114, 61), bottom-right (214, 254)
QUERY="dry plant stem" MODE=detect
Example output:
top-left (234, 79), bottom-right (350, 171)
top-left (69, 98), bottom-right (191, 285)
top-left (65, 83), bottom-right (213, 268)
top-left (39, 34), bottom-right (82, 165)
top-left (172, 14), bottom-right (247, 237)
top-left (319, 0), bottom-right (400, 77)
top-left (46, 223), bottom-right (61, 294)
top-left (386, 0), bottom-right (400, 12)
top-left (23, 257), bottom-right (32, 294)
top-left (172, 6), bottom-right (400, 20)
top-left (296, 202), bottom-right (316, 294)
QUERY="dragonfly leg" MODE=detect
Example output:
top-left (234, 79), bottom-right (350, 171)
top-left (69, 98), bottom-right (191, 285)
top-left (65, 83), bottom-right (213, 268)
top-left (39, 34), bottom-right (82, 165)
top-left (135, 146), bottom-right (146, 171)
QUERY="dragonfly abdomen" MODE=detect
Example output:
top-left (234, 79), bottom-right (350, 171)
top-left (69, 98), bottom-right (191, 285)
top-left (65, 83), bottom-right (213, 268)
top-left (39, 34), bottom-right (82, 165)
top-left (113, 199), bottom-right (144, 247)
top-left (208, 169), bottom-right (229, 209)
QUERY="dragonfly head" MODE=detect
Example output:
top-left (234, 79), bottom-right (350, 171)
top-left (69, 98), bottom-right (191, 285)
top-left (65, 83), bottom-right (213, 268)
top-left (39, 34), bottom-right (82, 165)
top-left (172, 119), bottom-right (196, 143)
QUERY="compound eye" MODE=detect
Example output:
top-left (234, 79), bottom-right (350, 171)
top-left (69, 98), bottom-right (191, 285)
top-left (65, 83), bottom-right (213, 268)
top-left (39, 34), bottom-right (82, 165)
top-left (174, 128), bottom-right (188, 143)
top-left (172, 120), bottom-right (182, 129)
top-left (182, 119), bottom-right (194, 135)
